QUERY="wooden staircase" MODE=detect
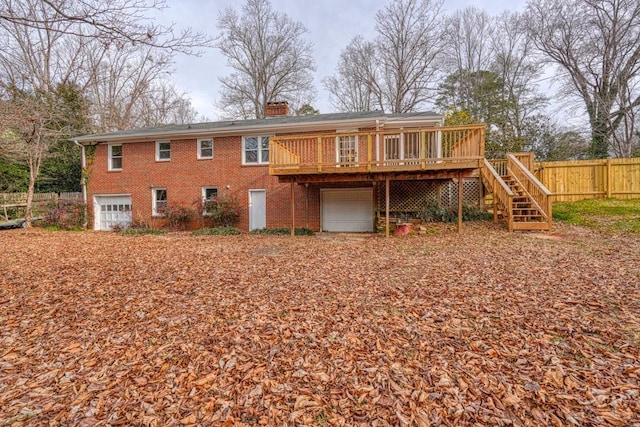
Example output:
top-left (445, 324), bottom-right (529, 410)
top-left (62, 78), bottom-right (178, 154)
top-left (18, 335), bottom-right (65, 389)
top-left (481, 154), bottom-right (552, 232)
top-left (501, 174), bottom-right (550, 231)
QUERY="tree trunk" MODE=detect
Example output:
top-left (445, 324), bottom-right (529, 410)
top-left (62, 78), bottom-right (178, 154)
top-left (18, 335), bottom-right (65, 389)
top-left (24, 173), bottom-right (36, 228)
top-left (589, 113), bottom-right (610, 159)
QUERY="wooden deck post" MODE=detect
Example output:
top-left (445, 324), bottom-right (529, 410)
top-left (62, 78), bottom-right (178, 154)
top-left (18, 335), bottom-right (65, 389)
top-left (305, 184), bottom-right (309, 229)
top-left (291, 181), bottom-right (295, 236)
top-left (317, 137), bottom-right (323, 172)
top-left (385, 177), bottom-right (390, 238)
top-left (457, 172), bottom-right (463, 233)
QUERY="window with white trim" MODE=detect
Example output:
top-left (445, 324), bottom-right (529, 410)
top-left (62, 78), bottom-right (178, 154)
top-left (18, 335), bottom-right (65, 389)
top-left (336, 135), bottom-right (358, 166)
top-left (197, 138), bottom-right (213, 159)
top-left (108, 144), bottom-right (122, 170)
top-left (156, 141), bottom-right (171, 161)
top-left (201, 186), bottom-right (218, 215)
top-left (152, 188), bottom-right (167, 216)
top-left (243, 136), bottom-right (270, 164)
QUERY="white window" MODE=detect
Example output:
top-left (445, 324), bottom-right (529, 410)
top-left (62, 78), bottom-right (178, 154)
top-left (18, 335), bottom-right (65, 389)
top-left (201, 186), bottom-right (218, 215)
top-left (156, 141), bottom-right (171, 161)
top-left (152, 188), bottom-right (167, 216)
top-left (336, 135), bottom-right (358, 166)
top-left (108, 144), bottom-right (122, 170)
top-left (243, 136), bottom-right (270, 164)
top-left (197, 138), bottom-right (214, 159)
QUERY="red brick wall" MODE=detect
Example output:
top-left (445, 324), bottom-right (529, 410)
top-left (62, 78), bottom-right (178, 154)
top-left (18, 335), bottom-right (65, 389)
top-left (87, 136), bottom-right (319, 231)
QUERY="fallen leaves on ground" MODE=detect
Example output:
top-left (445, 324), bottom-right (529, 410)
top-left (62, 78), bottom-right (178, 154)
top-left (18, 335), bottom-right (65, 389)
top-left (1, 223), bottom-right (639, 426)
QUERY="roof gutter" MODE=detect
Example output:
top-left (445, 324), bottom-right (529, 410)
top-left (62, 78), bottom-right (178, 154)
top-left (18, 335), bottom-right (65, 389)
top-left (73, 117), bottom-right (392, 144)
top-left (74, 114), bottom-right (443, 145)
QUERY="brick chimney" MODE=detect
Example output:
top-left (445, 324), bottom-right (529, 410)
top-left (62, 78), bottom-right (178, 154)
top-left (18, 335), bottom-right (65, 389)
top-left (265, 101), bottom-right (289, 118)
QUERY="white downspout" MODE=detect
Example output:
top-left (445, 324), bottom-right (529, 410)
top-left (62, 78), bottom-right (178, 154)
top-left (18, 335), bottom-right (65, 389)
top-left (74, 139), bottom-right (88, 229)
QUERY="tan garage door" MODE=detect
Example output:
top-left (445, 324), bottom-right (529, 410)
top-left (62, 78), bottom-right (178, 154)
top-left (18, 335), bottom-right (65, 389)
top-left (321, 188), bottom-right (373, 232)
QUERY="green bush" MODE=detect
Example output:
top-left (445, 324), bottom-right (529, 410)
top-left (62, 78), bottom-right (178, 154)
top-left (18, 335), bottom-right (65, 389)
top-left (419, 200), bottom-right (491, 223)
top-left (192, 226), bottom-right (241, 235)
top-left (250, 227), bottom-right (315, 235)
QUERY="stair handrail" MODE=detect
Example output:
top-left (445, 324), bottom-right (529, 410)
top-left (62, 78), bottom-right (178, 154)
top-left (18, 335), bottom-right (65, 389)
top-left (506, 154), bottom-right (552, 229)
top-left (482, 158), bottom-right (514, 231)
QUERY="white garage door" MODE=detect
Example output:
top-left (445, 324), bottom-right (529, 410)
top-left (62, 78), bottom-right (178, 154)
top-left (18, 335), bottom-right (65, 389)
top-left (94, 195), bottom-right (132, 231)
top-left (321, 188), bottom-right (373, 232)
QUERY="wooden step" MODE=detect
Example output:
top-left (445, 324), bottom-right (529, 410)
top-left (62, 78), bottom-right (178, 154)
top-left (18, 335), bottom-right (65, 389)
top-left (512, 221), bottom-right (551, 231)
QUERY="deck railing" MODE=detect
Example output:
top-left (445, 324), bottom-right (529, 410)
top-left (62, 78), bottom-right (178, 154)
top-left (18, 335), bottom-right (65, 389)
top-left (507, 154), bottom-right (552, 229)
top-left (269, 125), bottom-right (485, 175)
top-left (511, 152), bottom-right (535, 171)
top-left (481, 159), bottom-right (514, 231)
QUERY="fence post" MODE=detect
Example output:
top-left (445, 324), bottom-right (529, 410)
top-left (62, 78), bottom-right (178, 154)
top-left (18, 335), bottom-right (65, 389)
top-left (606, 159), bottom-right (612, 198)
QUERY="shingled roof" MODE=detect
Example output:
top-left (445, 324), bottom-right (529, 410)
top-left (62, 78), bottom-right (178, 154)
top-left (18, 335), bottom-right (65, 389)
top-left (74, 111), bottom-right (443, 144)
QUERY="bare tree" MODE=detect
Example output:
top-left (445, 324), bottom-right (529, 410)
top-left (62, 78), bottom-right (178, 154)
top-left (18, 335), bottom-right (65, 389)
top-left (83, 46), bottom-right (177, 131)
top-left (216, 0), bottom-right (316, 119)
top-left (0, 1), bottom-right (95, 93)
top-left (0, 92), bottom-right (63, 227)
top-left (0, 0), bottom-right (207, 218)
top-left (0, 0), bottom-right (210, 55)
top-left (137, 82), bottom-right (199, 126)
top-left (324, 0), bottom-right (445, 113)
top-left (526, 0), bottom-right (640, 158)
top-left (609, 78), bottom-right (640, 157)
top-left (1, 0), bottom-right (205, 128)
top-left (375, 0), bottom-right (446, 113)
top-left (443, 6), bottom-right (494, 74)
top-left (323, 36), bottom-right (378, 112)
top-left (491, 11), bottom-right (548, 151)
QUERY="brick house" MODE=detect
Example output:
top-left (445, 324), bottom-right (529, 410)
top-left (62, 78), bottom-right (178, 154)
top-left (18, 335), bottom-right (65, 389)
top-left (75, 103), bottom-right (551, 233)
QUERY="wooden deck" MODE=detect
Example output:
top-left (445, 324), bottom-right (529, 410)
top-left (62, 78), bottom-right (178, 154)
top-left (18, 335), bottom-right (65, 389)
top-left (269, 125), bottom-right (485, 179)
top-left (268, 125), bottom-right (553, 234)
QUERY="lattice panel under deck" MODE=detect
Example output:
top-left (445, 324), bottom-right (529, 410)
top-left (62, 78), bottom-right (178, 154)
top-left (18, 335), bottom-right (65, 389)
top-left (376, 178), bottom-right (482, 213)
top-left (376, 180), bottom-right (438, 212)
top-left (439, 178), bottom-right (482, 208)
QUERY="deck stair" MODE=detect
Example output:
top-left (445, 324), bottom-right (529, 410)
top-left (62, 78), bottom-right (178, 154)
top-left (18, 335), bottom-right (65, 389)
top-left (501, 174), bottom-right (549, 230)
top-left (481, 154), bottom-right (552, 232)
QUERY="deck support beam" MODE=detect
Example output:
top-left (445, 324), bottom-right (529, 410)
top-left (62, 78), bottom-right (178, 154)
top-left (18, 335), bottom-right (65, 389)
top-left (291, 181), bottom-right (295, 236)
top-left (385, 177), bottom-right (390, 238)
top-left (457, 172), bottom-right (463, 233)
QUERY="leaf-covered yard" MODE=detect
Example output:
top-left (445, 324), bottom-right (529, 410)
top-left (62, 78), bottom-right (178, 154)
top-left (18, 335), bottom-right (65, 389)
top-left (1, 224), bottom-right (639, 426)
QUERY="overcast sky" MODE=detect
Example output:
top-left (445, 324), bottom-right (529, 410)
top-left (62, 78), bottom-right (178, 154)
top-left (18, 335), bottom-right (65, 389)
top-left (160, 0), bottom-right (528, 120)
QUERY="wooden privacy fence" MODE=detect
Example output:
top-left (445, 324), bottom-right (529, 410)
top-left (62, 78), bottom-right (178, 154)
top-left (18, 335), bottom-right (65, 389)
top-left (1, 192), bottom-right (82, 220)
top-left (535, 158), bottom-right (640, 202)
